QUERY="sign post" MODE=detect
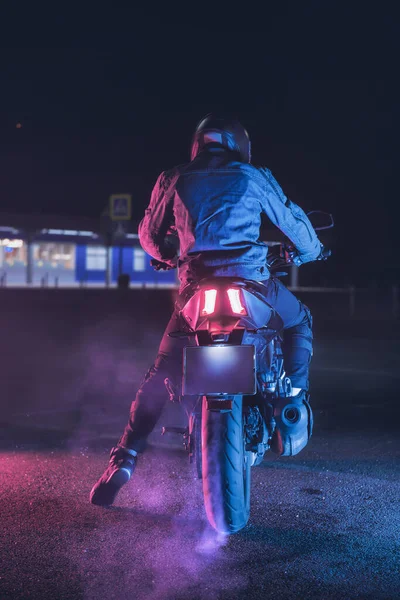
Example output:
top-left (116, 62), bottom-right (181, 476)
top-left (109, 194), bottom-right (132, 280)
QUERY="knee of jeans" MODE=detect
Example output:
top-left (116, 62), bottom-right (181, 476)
top-left (138, 364), bottom-right (164, 393)
top-left (284, 324), bottom-right (313, 354)
top-left (286, 304), bottom-right (313, 349)
top-left (300, 302), bottom-right (313, 328)
top-left (288, 346), bottom-right (312, 366)
top-left (138, 360), bottom-right (179, 396)
top-left (292, 329), bottom-right (313, 350)
top-left (134, 381), bottom-right (168, 417)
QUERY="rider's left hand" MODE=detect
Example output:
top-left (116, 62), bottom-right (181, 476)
top-left (283, 246), bottom-right (302, 266)
top-left (150, 258), bottom-right (177, 271)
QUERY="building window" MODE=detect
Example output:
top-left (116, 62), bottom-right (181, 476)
top-left (133, 248), bottom-right (146, 271)
top-left (0, 241), bottom-right (27, 284)
top-left (31, 243), bottom-right (76, 285)
top-left (86, 246), bottom-right (107, 270)
top-left (33, 243), bottom-right (75, 270)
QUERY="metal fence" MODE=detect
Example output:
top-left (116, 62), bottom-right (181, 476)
top-left (289, 285), bottom-right (399, 320)
top-left (0, 274), bottom-right (398, 320)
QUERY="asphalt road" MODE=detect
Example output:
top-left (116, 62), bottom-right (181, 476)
top-left (0, 293), bottom-right (399, 599)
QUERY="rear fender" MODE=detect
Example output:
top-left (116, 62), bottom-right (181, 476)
top-left (180, 281), bottom-right (283, 332)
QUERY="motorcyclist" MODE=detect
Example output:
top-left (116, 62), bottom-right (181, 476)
top-left (90, 114), bottom-right (324, 506)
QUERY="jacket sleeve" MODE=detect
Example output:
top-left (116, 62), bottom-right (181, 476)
top-left (138, 171), bottom-right (178, 265)
top-left (259, 168), bottom-right (322, 264)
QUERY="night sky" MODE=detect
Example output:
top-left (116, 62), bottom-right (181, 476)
top-left (0, 4), bottom-right (397, 286)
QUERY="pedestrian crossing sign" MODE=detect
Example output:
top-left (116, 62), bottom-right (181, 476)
top-left (110, 194), bottom-right (132, 221)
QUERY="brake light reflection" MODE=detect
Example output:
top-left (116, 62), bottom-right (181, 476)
top-left (202, 289), bottom-right (217, 315)
top-left (227, 288), bottom-right (247, 315)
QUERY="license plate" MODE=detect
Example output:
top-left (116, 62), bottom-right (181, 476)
top-left (183, 345), bottom-right (256, 396)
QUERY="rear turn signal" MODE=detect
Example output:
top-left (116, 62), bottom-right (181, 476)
top-left (202, 289), bottom-right (217, 315)
top-left (227, 288), bottom-right (247, 315)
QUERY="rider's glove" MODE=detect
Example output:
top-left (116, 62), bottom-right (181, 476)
top-left (287, 244), bottom-right (331, 265)
top-left (150, 258), bottom-right (177, 271)
top-left (316, 245), bottom-right (332, 261)
top-left (283, 246), bottom-right (302, 266)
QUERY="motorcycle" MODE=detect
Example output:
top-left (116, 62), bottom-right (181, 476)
top-left (153, 211), bottom-right (333, 534)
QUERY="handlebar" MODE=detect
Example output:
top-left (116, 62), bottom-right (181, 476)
top-left (267, 244), bottom-right (331, 271)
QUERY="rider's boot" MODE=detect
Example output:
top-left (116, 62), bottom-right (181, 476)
top-left (90, 446), bottom-right (137, 506)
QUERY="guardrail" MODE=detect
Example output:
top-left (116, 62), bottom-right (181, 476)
top-left (289, 285), bottom-right (399, 319)
top-left (0, 275), bottom-right (398, 320)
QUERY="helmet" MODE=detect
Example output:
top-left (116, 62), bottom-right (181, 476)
top-left (190, 113), bottom-right (251, 163)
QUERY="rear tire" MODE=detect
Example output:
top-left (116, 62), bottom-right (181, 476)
top-left (201, 395), bottom-right (251, 534)
top-left (189, 411), bottom-right (202, 480)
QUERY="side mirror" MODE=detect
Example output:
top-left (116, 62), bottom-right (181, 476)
top-left (306, 210), bottom-right (335, 231)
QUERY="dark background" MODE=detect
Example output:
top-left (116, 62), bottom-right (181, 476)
top-left (0, 4), bottom-right (397, 286)
top-left (1, 8), bottom-right (400, 598)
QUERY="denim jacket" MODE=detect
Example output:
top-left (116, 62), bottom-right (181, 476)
top-left (138, 149), bottom-right (322, 288)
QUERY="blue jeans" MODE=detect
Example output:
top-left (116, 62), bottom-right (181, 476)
top-left (119, 278), bottom-right (313, 452)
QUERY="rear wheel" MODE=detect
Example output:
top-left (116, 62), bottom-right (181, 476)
top-left (189, 410), bottom-right (203, 480)
top-left (201, 395), bottom-right (251, 534)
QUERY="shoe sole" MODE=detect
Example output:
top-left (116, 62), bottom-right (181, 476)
top-left (106, 467), bottom-right (131, 487)
top-left (90, 467), bottom-right (132, 506)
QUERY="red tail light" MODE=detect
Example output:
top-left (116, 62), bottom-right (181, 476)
top-left (201, 289), bottom-right (217, 315)
top-left (227, 288), bottom-right (247, 315)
